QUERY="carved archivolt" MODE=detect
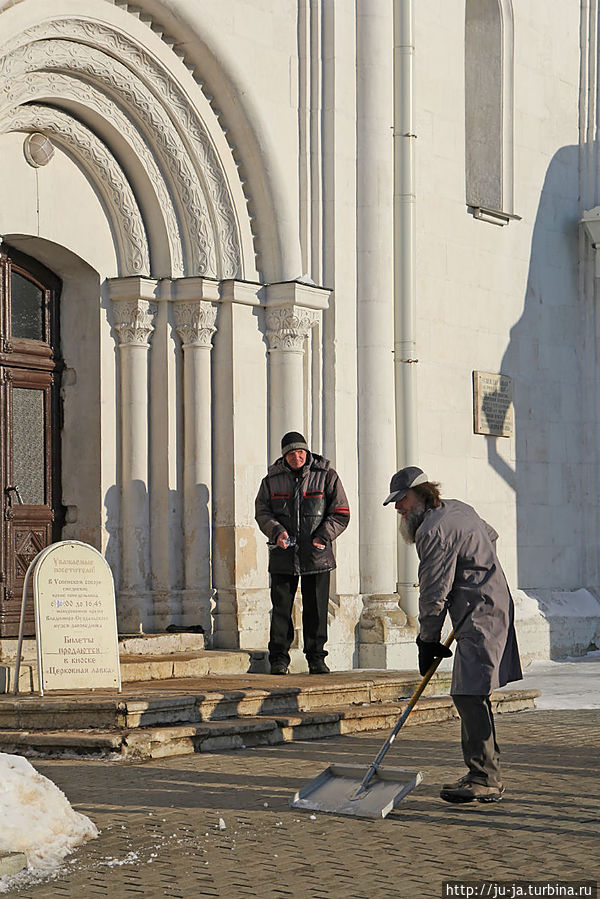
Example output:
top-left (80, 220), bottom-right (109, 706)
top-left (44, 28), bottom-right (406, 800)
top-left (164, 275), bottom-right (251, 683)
top-left (0, 39), bottom-right (213, 276)
top-left (0, 68), bottom-right (184, 276)
top-left (0, 17), bottom-right (243, 279)
top-left (2, 103), bottom-right (150, 276)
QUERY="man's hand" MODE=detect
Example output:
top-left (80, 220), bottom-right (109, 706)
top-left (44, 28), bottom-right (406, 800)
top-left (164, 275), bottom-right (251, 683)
top-left (416, 635), bottom-right (452, 676)
top-left (276, 531), bottom-right (290, 549)
top-left (312, 538), bottom-right (326, 550)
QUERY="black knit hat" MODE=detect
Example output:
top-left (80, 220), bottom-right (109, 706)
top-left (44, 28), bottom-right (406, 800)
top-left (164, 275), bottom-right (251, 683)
top-left (281, 431), bottom-right (309, 455)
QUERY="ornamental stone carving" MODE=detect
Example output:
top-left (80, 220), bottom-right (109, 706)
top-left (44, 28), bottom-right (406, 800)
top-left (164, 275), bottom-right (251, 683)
top-left (3, 103), bottom-right (149, 276)
top-left (0, 19), bottom-right (243, 278)
top-left (0, 69), bottom-right (184, 276)
top-left (113, 300), bottom-right (157, 347)
top-left (174, 301), bottom-right (218, 348)
top-left (0, 38), bottom-right (214, 275)
top-left (265, 305), bottom-right (319, 352)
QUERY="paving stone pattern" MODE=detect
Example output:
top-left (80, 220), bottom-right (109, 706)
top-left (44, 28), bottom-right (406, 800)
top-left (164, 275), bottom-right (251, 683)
top-left (10, 709), bottom-right (599, 899)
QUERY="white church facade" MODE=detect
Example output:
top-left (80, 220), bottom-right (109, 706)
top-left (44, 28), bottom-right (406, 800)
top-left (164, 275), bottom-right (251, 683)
top-left (1, 0), bottom-right (599, 669)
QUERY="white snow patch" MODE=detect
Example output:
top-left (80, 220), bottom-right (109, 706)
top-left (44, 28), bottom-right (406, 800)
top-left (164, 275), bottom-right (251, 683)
top-left (218, 818), bottom-right (226, 830)
top-left (504, 650), bottom-right (600, 710)
top-left (99, 852), bottom-right (139, 868)
top-left (0, 752), bottom-right (97, 889)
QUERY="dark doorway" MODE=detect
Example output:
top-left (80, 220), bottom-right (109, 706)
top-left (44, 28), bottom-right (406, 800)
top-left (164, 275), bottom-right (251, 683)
top-left (0, 244), bottom-right (63, 636)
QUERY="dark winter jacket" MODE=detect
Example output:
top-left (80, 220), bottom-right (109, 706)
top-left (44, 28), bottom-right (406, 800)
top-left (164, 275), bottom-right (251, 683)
top-left (255, 452), bottom-right (350, 575)
top-left (415, 499), bottom-right (522, 696)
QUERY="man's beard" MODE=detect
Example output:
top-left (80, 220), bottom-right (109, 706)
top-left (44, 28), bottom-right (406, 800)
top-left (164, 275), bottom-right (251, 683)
top-left (399, 501), bottom-right (426, 544)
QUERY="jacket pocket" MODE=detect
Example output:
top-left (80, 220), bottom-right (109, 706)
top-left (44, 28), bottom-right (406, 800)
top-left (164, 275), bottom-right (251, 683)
top-left (302, 492), bottom-right (326, 530)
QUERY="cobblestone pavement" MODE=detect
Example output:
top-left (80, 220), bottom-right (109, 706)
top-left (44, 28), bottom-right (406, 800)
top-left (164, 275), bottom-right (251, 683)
top-left (8, 709), bottom-right (599, 899)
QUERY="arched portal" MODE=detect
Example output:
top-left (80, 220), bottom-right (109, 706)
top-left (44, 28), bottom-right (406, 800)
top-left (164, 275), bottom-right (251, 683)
top-left (0, 1), bottom-right (327, 649)
top-left (0, 1), bottom-right (262, 637)
top-left (0, 5), bottom-right (256, 279)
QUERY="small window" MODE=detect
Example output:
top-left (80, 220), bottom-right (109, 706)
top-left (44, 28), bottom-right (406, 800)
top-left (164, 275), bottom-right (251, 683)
top-left (465, 0), bottom-right (517, 225)
top-left (11, 270), bottom-right (45, 341)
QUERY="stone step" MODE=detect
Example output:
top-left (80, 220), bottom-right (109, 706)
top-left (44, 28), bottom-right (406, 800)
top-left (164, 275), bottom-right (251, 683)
top-left (119, 649), bottom-right (267, 681)
top-left (118, 632), bottom-right (207, 656)
top-left (0, 632), bottom-right (207, 664)
top-left (0, 689), bottom-right (539, 761)
top-left (0, 646), bottom-right (268, 694)
top-left (0, 670), bottom-right (454, 730)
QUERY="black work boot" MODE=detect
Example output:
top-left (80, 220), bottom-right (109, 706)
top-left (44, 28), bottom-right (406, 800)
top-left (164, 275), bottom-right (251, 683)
top-left (308, 660), bottom-right (330, 674)
top-left (270, 662), bottom-right (289, 675)
top-left (440, 780), bottom-right (505, 804)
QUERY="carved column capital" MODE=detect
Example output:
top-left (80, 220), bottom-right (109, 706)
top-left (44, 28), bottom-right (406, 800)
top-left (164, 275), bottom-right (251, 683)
top-left (173, 301), bottom-right (218, 348)
top-left (112, 299), bottom-right (157, 347)
top-left (265, 304), bottom-right (319, 352)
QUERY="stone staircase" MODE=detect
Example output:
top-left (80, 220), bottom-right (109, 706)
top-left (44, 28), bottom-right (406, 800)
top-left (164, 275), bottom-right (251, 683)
top-left (0, 655), bottom-right (540, 760)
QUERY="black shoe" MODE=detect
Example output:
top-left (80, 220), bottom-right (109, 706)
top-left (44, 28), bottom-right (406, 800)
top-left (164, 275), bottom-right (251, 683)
top-left (440, 781), bottom-right (505, 804)
top-left (308, 661), bottom-right (330, 674)
top-left (270, 663), bottom-right (288, 675)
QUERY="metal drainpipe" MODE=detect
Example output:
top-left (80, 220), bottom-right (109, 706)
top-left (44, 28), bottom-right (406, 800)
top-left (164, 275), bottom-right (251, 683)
top-left (393, 0), bottom-right (420, 619)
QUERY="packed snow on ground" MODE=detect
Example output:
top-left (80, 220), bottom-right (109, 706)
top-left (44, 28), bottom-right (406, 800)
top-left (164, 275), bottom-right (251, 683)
top-left (0, 752), bottom-right (98, 887)
top-left (518, 649), bottom-right (600, 710)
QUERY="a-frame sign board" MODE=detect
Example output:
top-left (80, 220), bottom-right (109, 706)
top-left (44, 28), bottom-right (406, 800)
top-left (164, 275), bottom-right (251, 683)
top-left (14, 541), bottom-right (121, 695)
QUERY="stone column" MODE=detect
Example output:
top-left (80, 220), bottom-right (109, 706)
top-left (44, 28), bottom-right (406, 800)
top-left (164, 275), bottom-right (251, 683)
top-left (265, 282), bottom-right (329, 461)
top-left (357, 0), bottom-right (412, 668)
top-left (173, 278), bottom-right (219, 633)
top-left (109, 278), bottom-right (158, 633)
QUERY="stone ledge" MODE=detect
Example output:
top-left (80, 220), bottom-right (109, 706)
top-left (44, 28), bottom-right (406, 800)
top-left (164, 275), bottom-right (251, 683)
top-left (0, 669), bottom-right (455, 730)
top-left (0, 689), bottom-right (540, 760)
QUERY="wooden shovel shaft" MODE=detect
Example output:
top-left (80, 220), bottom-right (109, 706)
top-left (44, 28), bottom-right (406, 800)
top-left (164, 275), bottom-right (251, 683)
top-left (353, 629), bottom-right (456, 796)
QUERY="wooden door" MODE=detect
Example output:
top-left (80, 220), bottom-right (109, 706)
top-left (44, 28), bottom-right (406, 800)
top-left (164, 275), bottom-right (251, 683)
top-left (0, 246), bottom-right (63, 636)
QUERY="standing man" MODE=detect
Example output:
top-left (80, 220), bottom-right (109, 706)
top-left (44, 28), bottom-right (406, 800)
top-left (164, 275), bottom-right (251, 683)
top-left (384, 466), bottom-right (522, 803)
top-left (255, 432), bottom-right (350, 675)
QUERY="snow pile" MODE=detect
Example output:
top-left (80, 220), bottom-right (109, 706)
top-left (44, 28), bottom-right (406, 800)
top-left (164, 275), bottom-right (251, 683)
top-left (0, 753), bottom-right (98, 871)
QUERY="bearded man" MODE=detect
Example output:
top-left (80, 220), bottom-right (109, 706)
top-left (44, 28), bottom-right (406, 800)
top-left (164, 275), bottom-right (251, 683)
top-left (384, 466), bottom-right (522, 804)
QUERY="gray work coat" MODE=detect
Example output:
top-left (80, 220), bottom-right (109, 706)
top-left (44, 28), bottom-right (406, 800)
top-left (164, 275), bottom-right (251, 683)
top-left (415, 499), bottom-right (522, 696)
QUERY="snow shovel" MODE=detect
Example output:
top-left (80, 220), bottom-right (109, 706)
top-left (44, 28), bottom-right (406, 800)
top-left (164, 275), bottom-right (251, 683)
top-left (290, 629), bottom-right (456, 819)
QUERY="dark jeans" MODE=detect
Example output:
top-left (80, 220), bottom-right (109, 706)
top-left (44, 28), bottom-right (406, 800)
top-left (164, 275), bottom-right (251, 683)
top-left (452, 694), bottom-right (501, 786)
top-left (268, 571), bottom-right (330, 666)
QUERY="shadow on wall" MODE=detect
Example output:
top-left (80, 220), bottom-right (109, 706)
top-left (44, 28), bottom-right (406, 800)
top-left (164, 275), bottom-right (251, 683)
top-left (485, 145), bottom-right (600, 655)
top-left (104, 483), bottom-right (120, 587)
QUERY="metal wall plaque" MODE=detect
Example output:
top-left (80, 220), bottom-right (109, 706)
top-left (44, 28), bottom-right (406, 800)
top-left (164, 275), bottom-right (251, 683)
top-left (32, 542), bottom-right (121, 693)
top-left (473, 371), bottom-right (514, 437)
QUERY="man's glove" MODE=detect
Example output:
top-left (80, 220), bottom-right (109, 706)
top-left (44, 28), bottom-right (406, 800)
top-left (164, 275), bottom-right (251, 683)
top-left (416, 635), bottom-right (452, 676)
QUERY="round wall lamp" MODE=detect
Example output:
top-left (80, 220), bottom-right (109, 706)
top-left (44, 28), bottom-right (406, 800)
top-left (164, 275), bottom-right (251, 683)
top-left (23, 132), bottom-right (55, 168)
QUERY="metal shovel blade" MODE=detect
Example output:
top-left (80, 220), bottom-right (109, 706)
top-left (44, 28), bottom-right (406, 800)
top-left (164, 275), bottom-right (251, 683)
top-left (290, 763), bottom-right (423, 819)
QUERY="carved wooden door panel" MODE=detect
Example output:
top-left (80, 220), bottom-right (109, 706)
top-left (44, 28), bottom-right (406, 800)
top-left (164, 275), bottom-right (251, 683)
top-left (0, 246), bottom-right (62, 636)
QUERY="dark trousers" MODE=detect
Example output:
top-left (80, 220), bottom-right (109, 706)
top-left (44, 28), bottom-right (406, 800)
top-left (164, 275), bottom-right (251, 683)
top-left (268, 571), bottom-right (330, 666)
top-left (452, 694), bottom-right (501, 786)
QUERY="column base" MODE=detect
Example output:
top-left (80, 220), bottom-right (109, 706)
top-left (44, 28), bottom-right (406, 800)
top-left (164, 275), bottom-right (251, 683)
top-left (212, 586), bottom-right (271, 650)
top-left (117, 590), bottom-right (154, 634)
top-left (117, 589), bottom-right (201, 633)
top-left (358, 593), bottom-right (417, 669)
top-left (181, 587), bottom-right (215, 635)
